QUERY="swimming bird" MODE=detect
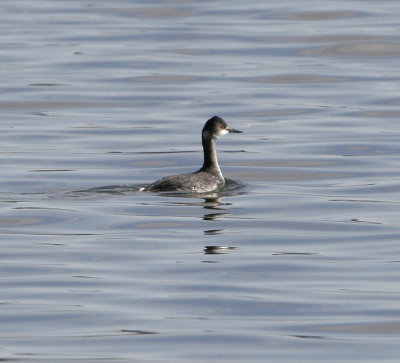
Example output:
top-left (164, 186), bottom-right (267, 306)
top-left (145, 116), bottom-right (242, 192)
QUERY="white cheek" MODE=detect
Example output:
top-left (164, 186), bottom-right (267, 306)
top-left (220, 129), bottom-right (229, 136)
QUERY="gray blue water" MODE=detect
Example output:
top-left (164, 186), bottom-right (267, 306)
top-left (1, 1), bottom-right (400, 362)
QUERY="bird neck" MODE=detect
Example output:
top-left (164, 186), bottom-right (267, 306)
top-left (199, 137), bottom-right (222, 177)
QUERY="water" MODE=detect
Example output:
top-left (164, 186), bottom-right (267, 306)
top-left (1, 0), bottom-right (400, 361)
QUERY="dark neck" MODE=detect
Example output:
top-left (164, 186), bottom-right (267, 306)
top-left (199, 137), bottom-right (220, 174)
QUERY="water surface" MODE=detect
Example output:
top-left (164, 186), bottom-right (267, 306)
top-left (1, 0), bottom-right (400, 362)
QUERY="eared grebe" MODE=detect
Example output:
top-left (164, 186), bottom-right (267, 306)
top-left (145, 116), bottom-right (242, 193)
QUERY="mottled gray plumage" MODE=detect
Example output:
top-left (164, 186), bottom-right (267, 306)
top-left (145, 116), bottom-right (242, 193)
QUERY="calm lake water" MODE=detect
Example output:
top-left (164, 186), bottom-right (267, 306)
top-left (1, 0), bottom-right (400, 362)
